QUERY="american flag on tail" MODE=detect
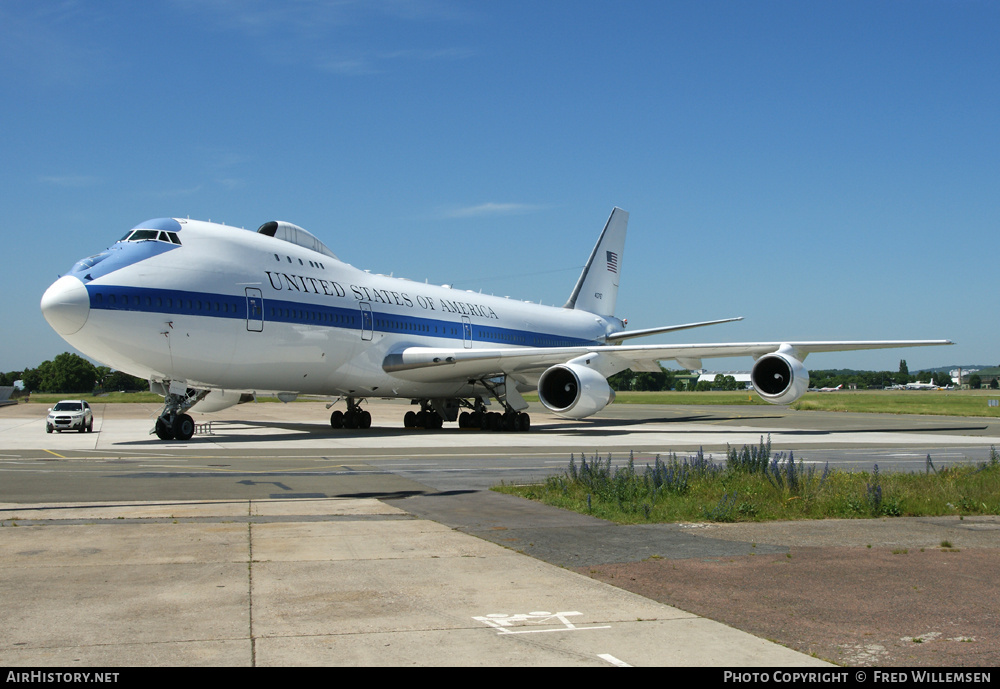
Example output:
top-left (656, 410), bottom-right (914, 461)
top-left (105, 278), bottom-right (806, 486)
top-left (606, 251), bottom-right (618, 274)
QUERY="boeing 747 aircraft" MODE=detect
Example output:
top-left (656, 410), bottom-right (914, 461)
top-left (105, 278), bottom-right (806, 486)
top-left (40, 208), bottom-right (951, 440)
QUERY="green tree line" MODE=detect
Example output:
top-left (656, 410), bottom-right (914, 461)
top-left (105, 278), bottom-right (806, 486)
top-left (1, 353), bottom-right (147, 395)
top-left (607, 359), bottom-right (999, 392)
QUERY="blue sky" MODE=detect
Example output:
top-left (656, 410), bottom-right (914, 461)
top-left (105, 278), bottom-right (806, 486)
top-left (2, 1), bottom-right (997, 374)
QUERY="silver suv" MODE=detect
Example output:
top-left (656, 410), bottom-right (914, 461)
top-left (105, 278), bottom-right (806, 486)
top-left (46, 400), bottom-right (94, 433)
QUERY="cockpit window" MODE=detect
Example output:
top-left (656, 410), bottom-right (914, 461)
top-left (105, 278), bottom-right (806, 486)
top-left (120, 229), bottom-right (182, 245)
top-left (119, 218), bottom-right (184, 245)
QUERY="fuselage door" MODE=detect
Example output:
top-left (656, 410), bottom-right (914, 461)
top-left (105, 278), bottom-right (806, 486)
top-left (360, 302), bottom-right (373, 341)
top-left (245, 288), bottom-right (263, 332)
top-left (462, 315), bottom-right (472, 349)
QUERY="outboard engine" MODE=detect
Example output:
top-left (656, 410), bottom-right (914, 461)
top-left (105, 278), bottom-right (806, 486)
top-left (751, 350), bottom-right (809, 405)
top-left (537, 363), bottom-right (616, 419)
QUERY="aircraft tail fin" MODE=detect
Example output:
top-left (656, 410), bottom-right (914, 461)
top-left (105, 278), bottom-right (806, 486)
top-left (564, 207), bottom-right (628, 318)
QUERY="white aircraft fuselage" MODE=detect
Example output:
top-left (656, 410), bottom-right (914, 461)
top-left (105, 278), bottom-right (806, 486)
top-left (41, 210), bottom-right (953, 440)
top-left (44, 218), bottom-right (605, 400)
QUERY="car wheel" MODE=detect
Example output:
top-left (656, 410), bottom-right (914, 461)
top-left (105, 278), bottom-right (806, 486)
top-left (46, 424), bottom-right (52, 434)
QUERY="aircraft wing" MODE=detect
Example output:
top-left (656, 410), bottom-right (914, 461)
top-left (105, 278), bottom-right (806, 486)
top-left (383, 339), bottom-right (953, 383)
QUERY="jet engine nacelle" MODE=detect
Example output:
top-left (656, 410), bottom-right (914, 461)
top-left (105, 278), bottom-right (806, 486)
top-left (751, 352), bottom-right (810, 405)
top-left (537, 363), bottom-right (616, 419)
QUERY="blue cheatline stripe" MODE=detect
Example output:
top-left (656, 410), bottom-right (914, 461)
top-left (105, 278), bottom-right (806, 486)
top-left (86, 284), bottom-right (599, 348)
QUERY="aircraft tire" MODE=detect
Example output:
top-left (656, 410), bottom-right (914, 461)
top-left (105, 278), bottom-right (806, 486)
top-left (518, 413), bottom-right (530, 432)
top-left (330, 410), bottom-right (344, 429)
top-left (155, 418), bottom-right (174, 440)
top-left (172, 414), bottom-right (195, 441)
top-left (359, 410), bottom-right (372, 429)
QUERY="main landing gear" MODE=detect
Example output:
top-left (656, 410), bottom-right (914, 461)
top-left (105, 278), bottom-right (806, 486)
top-left (457, 401), bottom-right (531, 433)
top-left (404, 398), bottom-right (531, 432)
top-left (329, 397), bottom-right (371, 429)
top-left (404, 407), bottom-right (444, 430)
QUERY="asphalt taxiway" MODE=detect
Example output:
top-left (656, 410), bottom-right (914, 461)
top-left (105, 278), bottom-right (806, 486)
top-left (1, 400), bottom-right (998, 666)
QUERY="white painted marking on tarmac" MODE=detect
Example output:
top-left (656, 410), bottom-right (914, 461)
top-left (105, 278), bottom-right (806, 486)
top-left (473, 611), bottom-right (611, 634)
top-left (598, 653), bottom-right (631, 667)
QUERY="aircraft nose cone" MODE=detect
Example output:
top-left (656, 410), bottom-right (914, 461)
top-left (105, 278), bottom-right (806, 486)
top-left (41, 275), bottom-right (90, 335)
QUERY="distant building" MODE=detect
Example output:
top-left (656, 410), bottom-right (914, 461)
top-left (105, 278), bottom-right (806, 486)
top-left (950, 368), bottom-right (978, 385)
top-left (695, 371), bottom-right (753, 389)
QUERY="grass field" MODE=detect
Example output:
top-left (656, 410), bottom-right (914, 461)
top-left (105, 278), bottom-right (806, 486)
top-left (608, 389), bottom-right (1000, 418)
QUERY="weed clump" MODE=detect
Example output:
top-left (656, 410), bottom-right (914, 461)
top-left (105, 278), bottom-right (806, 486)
top-left (494, 438), bottom-right (1000, 524)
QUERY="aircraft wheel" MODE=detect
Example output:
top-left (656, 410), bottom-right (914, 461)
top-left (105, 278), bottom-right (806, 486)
top-left (518, 413), bottom-right (530, 432)
top-left (404, 410), bottom-right (417, 428)
top-left (330, 410), bottom-right (344, 429)
top-left (458, 412), bottom-right (470, 428)
top-left (359, 410), bottom-right (372, 429)
top-left (155, 417), bottom-right (174, 440)
top-left (172, 414), bottom-right (195, 441)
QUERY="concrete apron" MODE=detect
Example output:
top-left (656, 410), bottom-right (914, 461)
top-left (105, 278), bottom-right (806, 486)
top-left (0, 498), bottom-right (828, 667)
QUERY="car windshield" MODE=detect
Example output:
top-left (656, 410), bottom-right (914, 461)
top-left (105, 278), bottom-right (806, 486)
top-left (53, 402), bottom-right (83, 411)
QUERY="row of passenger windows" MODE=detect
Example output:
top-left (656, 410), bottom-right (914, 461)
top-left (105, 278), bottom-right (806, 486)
top-left (94, 293), bottom-right (236, 313)
top-left (377, 319), bottom-right (432, 333)
top-left (478, 329), bottom-right (572, 346)
top-left (273, 253), bottom-right (325, 270)
top-left (270, 307), bottom-right (354, 324)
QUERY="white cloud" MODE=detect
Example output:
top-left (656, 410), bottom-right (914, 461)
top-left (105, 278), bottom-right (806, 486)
top-left (445, 203), bottom-right (548, 218)
top-left (174, 0), bottom-right (476, 75)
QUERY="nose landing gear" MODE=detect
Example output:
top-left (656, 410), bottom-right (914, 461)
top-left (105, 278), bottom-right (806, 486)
top-left (152, 384), bottom-right (206, 441)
